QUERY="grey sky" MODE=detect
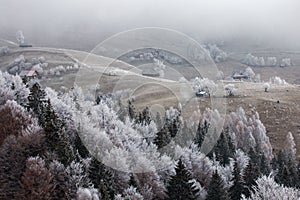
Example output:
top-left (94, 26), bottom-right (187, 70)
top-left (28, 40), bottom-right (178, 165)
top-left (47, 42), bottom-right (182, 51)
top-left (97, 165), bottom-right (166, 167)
top-left (0, 0), bottom-right (299, 49)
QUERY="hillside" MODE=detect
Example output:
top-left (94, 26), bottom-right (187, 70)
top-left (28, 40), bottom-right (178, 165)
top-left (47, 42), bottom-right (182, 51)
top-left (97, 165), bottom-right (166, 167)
top-left (1, 44), bottom-right (300, 156)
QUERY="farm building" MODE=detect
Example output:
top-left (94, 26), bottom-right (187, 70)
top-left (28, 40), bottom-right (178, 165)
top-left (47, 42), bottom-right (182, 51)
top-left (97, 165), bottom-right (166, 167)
top-left (19, 70), bottom-right (38, 78)
top-left (142, 68), bottom-right (160, 77)
top-left (19, 44), bottom-right (33, 48)
top-left (196, 90), bottom-right (207, 97)
top-left (232, 72), bottom-right (249, 80)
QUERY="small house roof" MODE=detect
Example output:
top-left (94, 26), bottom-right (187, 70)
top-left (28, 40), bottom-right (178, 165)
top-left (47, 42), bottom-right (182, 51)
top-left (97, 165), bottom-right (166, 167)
top-left (142, 68), bottom-right (160, 77)
top-left (196, 90), bottom-right (206, 97)
top-left (27, 70), bottom-right (37, 77)
top-left (232, 72), bottom-right (249, 79)
top-left (19, 70), bottom-right (37, 77)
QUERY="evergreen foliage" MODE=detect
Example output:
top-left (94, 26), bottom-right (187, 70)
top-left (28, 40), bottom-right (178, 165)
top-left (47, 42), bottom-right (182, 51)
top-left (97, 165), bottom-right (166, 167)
top-left (88, 158), bottom-right (116, 199)
top-left (195, 120), bottom-right (209, 148)
top-left (242, 160), bottom-right (259, 198)
top-left (229, 160), bottom-right (245, 200)
top-left (208, 130), bottom-right (235, 166)
top-left (206, 170), bottom-right (228, 200)
top-left (166, 159), bottom-right (199, 200)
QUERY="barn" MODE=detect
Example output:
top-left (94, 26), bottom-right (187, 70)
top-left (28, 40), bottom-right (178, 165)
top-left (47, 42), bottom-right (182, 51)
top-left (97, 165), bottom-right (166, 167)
top-left (19, 70), bottom-right (38, 78)
top-left (142, 68), bottom-right (160, 77)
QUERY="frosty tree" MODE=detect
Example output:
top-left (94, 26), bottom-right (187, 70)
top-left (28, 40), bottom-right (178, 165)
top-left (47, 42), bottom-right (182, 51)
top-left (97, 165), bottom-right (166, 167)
top-left (206, 44), bottom-right (228, 63)
top-left (243, 175), bottom-right (300, 200)
top-left (266, 57), bottom-right (277, 66)
top-left (243, 54), bottom-right (265, 66)
top-left (263, 82), bottom-right (270, 92)
top-left (269, 76), bottom-right (288, 85)
top-left (284, 132), bottom-right (296, 158)
top-left (192, 77), bottom-right (217, 95)
top-left (16, 30), bottom-right (25, 45)
top-left (224, 84), bottom-right (236, 97)
top-left (0, 46), bottom-right (9, 56)
top-left (280, 58), bottom-right (291, 67)
top-left (244, 67), bottom-right (255, 80)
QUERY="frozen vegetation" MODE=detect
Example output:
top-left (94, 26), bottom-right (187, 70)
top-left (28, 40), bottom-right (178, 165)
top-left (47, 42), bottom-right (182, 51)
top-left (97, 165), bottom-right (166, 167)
top-left (0, 71), bottom-right (299, 199)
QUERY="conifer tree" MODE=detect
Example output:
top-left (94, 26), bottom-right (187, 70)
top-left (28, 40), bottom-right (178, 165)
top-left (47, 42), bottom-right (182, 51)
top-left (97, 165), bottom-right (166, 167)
top-left (43, 99), bottom-right (75, 165)
top-left (49, 161), bottom-right (71, 199)
top-left (206, 170), bottom-right (228, 200)
top-left (166, 159), bottom-right (199, 200)
top-left (155, 112), bottom-right (163, 130)
top-left (27, 82), bottom-right (47, 124)
top-left (274, 150), bottom-right (298, 187)
top-left (88, 158), bottom-right (116, 199)
top-left (169, 115), bottom-right (180, 137)
top-left (259, 153), bottom-right (271, 175)
top-left (208, 130), bottom-right (234, 166)
top-left (195, 121), bottom-right (207, 148)
top-left (74, 130), bottom-right (90, 159)
top-left (154, 126), bottom-right (171, 149)
top-left (128, 99), bottom-right (136, 120)
top-left (129, 173), bottom-right (139, 189)
top-left (229, 160), bottom-right (245, 200)
top-left (243, 160), bottom-right (259, 198)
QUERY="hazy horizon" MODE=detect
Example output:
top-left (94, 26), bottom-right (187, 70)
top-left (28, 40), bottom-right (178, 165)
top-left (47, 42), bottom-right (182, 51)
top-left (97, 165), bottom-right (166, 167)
top-left (1, 0), bottom-right (299, 50)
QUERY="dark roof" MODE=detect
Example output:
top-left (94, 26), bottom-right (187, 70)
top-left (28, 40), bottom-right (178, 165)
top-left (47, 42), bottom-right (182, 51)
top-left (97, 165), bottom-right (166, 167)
top-left (142, 69), bottom-right (160, 77)
top-left (232, 72), bottom-right (249, 79)
top-left (19, 44), bottom-right (33, 47)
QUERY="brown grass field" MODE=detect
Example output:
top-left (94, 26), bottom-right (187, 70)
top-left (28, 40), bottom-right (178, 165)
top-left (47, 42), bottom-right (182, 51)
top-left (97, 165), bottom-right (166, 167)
top-left (1, 46), bottom-right (300, 156)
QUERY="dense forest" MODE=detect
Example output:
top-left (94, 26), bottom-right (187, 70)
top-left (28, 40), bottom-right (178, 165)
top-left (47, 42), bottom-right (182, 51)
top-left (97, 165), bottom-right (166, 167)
top-left (0, 71), bottom-right (300, 199)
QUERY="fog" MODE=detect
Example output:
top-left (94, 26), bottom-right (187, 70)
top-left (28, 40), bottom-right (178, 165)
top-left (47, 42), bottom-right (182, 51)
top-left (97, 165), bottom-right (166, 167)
top-left (0, 0), bottom-right (299, 50)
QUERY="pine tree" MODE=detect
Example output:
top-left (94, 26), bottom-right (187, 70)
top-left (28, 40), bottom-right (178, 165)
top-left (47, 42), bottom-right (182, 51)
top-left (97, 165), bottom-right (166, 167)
top-left (225, 128), bottom-right (236, 155)
top-left (16, 157), bottom-right (54, 200)
top-left (169, 116), bottom-right (180, 138)
top-left (129, 173), bottom-right (138, 189)
top-left (229, 160), bottom-right (245, 200)
top-left (74, 130), bottom-right (90, 159)
top-left (296, 160), bottom-right (300, 188)
top-left (259, 153), bottom-right (270, 175)
top-left (128, 100), bottom-right (136, 120)
top-left (248, 147), bottom-right (259, 165)
top-left (154, 126), bottom-right (171, 149)
top-left (208, 131), bottom-right (234, 166)
top-left (243, 160), bottom-right (259, 198)
top-left (281, 165), bottom-right (292, 187)
top-left (166, 159), bottom-right (199, 200)
top-left (275, 150), bottom-right (298, 187)
top-left (155, 112), bottom-right (163, 130)
top-left (206, 170), bottom-right (228, 200)
top-left (275, 150), bottom-right (287, 184)
top-left (43, 99), bottom-right (75, 165)
top-left (99, 180), bottom-right (111, 200)
top-left (88, 158), bottom-right (116, 199)
top-left (142, 107), bottom-right (151, 125)
top-left (56, 128), bottom-right (75, 165)
top-left (195, 120), bottom-right (209, 148)
top-left (27, 83), bottom-right (47, 124)
top-left (43, 99), bottom-right (60, 148)
top-left (49, 161), bottom-right (71, 199)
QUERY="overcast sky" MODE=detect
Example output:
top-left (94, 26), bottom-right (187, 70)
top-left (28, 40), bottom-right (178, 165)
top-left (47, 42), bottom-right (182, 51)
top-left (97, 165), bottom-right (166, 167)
top-left (0, 0), bottom-right (299, 50)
